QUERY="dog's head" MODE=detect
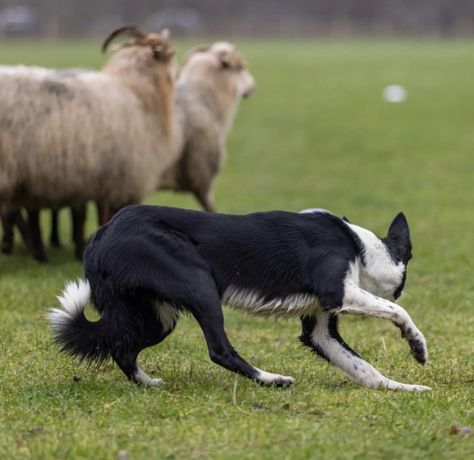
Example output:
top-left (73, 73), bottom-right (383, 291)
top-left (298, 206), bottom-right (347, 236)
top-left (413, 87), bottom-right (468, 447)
top-left (381, 212), bottom-right (412, 300)
top-left (347, 212), bottom-right (412, 301)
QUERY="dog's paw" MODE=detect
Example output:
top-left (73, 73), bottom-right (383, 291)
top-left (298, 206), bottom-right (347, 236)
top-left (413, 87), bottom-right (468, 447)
top-left (270, 376), bottom-right (295, 388)
top-left (255, 369), bottom-right (295, 388)
top-left (401, 326), bottom-right (428, 365)
top-left (409, 339), bottom-right (428, 365)
top-left (398, 383), bottom-right (432, 392)
top-left (145, 378), bottom-right (164, 387)
top-left (133, 368), bottom-right (164, 387)
top-left (382, 379), bottom-right (432, 392)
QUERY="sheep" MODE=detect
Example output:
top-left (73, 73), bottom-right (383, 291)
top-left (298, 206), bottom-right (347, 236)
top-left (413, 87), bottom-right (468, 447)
top-left (1, 39), bottom-right (255, 260)
top-left (0, 26), bottom-right (178, 261)
top-left (160, 42), bottom-right (255, 211)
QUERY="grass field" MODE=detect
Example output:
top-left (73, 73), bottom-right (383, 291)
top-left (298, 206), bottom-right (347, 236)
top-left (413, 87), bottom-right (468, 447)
top-left (0, 39), bottom-right (473, 459)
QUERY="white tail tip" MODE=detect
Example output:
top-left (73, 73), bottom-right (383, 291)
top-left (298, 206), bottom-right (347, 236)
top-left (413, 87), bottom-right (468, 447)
top-left (48, 279), bottom-right (90, 329)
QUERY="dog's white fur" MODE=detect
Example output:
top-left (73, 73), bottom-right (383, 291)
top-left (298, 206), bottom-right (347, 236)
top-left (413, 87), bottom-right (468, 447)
top-left (48, 279), bottom-right (91, 331)
top-left (223, 286), bottom-right (316, 317)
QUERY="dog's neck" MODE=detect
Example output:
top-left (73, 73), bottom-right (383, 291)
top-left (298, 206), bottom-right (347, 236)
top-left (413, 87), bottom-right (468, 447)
top-left (347, 223), bottom-right (405, 299)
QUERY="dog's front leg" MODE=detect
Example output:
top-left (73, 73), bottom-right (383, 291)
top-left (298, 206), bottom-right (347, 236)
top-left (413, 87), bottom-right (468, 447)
top-left (189, 289), bottom-right (295, 388)
top-left (341, 282), bottom-right (428, 365)
top-left (300, 310), bottom-right (431, 391)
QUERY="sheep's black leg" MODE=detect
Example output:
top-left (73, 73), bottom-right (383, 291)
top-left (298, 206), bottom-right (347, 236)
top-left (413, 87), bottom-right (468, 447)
top-left (71, 205), bottom-right (86, 260)
top-left (1, 208), bottom-right (31, 254)
top-left (97, 203), bottom-right (113, 226)
top-left (1, 209), bottom-right (15, 254)
top-left (27, 209), bottom-right (48, 262)
top-left (97, 203), bottom-right (129, 227)
top-left (50, 209), bottom-right (62, 248)
top-left (14, 209), bottom-right (32, 250)
top-left (15, 209), bottom-right (31, 250)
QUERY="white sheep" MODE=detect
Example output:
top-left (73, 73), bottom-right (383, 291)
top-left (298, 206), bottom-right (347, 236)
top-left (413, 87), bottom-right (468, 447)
top-left (1, 36), bottom-right (256, 261)
top-left (0, 27), bottom-right (178, 261)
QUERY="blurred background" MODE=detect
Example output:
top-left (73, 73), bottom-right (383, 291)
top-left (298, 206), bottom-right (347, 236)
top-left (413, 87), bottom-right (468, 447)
top-left (0, 0), bottom-right (473, 39)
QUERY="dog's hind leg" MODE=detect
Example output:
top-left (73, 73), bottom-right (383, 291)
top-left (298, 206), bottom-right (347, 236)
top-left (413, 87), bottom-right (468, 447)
top-left (300, 310), bottom-right (431, 391)
top-left (186, 278), bottom-right (294, 387)
top-left (341, 282), bottom-right (428, 365)
top-left (111, 300), bottom-right (178, 387)
top-left (113, 349), bottom-right (166, 388)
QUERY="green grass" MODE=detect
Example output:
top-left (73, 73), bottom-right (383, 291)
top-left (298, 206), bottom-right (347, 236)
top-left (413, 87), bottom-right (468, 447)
top-left (1, 39), bottom-right (473, 459)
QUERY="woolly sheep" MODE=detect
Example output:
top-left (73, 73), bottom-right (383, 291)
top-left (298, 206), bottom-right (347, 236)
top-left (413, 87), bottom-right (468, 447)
top-left (160, 41), bottom-right (255, 211)
top-left (0, 27), bottom-right (178, 261)
top-left (1, 38), bottom-right (255, 261)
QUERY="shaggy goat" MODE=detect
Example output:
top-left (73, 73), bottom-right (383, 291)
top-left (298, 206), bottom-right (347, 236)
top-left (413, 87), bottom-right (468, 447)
top-left (0, 27), bottom-right (178, 261)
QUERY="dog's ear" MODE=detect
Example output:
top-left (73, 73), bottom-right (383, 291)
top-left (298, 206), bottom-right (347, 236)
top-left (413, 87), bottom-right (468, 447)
top-left (385, 212), bottom-right (412, 262)
top-left (342, 216), bottom-right (351, 223)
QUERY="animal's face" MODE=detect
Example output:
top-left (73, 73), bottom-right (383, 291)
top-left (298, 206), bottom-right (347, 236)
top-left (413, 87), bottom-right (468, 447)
top-left (382, 212), bottom-right (412, 300)
top-left (181, 42), bottom-right (255, 99)
top-left (344, 212), bottom-right (412, 301)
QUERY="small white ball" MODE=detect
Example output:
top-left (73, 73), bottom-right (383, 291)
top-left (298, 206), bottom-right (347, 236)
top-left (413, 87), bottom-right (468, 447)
top-left (383, 85), bottom-right (407, 103)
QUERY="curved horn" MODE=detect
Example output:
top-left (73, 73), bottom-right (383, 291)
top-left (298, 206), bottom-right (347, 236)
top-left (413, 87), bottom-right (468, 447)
top-left (101, 26), bottom-right (145, 54)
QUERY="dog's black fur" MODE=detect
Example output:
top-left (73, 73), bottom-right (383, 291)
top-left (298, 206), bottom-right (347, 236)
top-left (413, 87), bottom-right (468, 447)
top-left (50, 205), bottom-right (430, 390)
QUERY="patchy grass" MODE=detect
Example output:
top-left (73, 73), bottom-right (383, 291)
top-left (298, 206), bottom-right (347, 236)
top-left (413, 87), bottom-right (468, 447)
top-left (0, 39), bottom-right (473, 459)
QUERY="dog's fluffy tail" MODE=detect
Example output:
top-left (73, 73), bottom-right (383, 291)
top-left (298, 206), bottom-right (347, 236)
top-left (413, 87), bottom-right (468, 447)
top-left (48, 279), bottom-right (112, 364)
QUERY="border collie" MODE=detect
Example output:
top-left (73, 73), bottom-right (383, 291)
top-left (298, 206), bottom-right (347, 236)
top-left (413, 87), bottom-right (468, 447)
top-left (49, 205), bottom-right (430, 391)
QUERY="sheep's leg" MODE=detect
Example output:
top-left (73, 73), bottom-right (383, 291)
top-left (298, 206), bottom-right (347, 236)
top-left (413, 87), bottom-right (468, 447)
top-left (50, 209), bottom-right (62, 248)
top-left (27, 209), bottom-right (48, 263)
top-left (71, 205), bottom-right (86, 261)
top-left (1, 210), bottom-right (15, 254)
top-left (14, 209), bottom-right (32, 250)
top-left (97, 203), bottom-right (113, 226)
top-left (2, 209), bottom-right (31, 254)
top-left (194, 188), bottom-right (216, 212)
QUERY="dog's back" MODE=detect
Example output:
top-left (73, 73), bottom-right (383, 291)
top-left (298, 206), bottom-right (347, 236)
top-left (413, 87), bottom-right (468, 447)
top-left (84, 205), bottom-right (363, 307)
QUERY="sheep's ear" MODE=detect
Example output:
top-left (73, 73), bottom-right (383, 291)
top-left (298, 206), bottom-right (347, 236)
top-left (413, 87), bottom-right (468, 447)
top-left (218, 49), bottom-right (244, 70)
top-left (145, 30), bottom-right (175, 61)
top-left (218, 50), bottom-right (232, 69)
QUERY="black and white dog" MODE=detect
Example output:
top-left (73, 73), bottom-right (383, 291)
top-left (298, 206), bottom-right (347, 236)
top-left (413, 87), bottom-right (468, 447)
top-left (49, 205), bottom-right (430, 391)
